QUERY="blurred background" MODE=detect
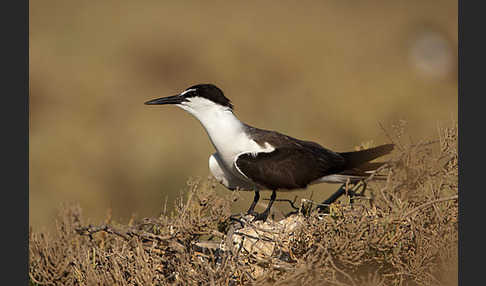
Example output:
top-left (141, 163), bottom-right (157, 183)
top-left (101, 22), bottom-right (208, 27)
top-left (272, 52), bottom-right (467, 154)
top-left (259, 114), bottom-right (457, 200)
top-left (30, 0), bottom-right (457, 230)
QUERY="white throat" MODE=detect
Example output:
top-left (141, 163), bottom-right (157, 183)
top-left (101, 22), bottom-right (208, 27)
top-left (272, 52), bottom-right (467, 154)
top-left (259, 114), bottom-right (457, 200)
top-left (176, 97), bottom-right (247, 156)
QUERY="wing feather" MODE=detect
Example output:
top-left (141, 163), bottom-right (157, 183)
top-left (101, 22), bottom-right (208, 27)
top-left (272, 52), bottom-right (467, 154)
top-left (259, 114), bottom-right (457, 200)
top-left (234, 145), bottom-right (345, 190)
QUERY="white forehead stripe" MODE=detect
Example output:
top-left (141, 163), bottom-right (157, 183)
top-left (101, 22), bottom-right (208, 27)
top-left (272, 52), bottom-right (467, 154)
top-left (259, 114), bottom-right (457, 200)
top-left (180, 88), bottom-right (196, 96)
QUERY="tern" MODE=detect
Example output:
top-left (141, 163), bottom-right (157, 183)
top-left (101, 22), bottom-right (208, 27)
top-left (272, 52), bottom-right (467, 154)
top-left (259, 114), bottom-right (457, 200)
top-left (145, 84), bottom-right (393, 221)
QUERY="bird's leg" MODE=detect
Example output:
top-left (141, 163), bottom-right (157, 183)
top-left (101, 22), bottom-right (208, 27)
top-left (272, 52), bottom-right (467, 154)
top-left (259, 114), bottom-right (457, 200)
top-left (317, 183), bottom-right (347, 213)
top-left (317, 180), bottom-right (369, 212)
top-left (246, 190), bottom-right (260, 215)
top-left (252, 190), bottom-right (277, 222)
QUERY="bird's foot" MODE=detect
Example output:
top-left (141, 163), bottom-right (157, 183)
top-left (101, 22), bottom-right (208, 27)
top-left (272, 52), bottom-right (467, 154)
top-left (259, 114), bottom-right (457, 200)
top-left (251, 211), bottom-right (270, 222)
top-left (247, 210), bottom-right (270, 222)
top-left (228, 214), bottom-right (247, 228)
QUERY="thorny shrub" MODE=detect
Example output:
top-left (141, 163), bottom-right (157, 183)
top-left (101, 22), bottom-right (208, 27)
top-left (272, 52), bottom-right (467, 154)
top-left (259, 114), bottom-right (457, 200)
top-left (29, 122), bottom-right (458, 285)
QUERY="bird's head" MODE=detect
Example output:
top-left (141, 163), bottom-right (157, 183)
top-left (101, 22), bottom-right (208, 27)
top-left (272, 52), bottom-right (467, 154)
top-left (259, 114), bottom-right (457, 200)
top-left (144, 84), bottom-right (233, 116)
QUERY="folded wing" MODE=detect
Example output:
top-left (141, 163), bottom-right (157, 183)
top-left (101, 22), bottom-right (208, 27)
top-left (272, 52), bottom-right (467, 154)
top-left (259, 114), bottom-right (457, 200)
top-left (234, 145), bottom-right (346, 190)
top-left (234, 143), bottom-right (394, 190)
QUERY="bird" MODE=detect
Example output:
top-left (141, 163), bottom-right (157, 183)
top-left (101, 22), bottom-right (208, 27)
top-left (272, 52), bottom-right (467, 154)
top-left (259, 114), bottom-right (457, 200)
top-left (145, 84), bottom-right (394, 221)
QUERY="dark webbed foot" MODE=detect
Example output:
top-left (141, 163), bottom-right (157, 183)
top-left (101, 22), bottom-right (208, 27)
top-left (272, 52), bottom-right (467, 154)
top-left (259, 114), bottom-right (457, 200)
top-left (250, 209), bottom-right (271, 222)
top-left (248, 190), bottom-right (277, 222)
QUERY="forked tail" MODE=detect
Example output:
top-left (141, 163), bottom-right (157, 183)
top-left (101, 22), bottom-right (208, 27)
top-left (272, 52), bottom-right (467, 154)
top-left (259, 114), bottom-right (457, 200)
top-left (339, 144), bottom-right (394, 169)
top-left (337, 144), bottom-right (394, 180)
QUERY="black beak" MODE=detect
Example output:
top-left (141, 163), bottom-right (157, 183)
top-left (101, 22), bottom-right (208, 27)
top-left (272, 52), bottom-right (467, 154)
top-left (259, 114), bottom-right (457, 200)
top-left (144, 95), bottom-right (184, 105)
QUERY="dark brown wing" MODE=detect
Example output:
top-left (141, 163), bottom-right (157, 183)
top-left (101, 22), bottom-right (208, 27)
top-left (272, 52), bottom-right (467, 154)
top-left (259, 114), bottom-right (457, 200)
top-left (239, 126), bottom-right (394, 188)
top-left (235, 146), bottom-right (346, 190)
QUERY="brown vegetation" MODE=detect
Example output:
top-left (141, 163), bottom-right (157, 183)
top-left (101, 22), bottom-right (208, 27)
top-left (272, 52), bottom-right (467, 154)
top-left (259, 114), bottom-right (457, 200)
top-left (29, 123), bottom-right (457, 285)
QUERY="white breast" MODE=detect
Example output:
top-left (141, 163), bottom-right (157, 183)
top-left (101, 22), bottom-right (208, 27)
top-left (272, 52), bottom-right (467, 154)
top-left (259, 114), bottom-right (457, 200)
top-left (209, 153), bottom-right (255, 190)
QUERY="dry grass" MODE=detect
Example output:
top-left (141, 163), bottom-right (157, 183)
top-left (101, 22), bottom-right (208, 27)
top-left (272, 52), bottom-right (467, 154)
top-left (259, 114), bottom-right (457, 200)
top-left (29, 122), bottom-right (457, 285)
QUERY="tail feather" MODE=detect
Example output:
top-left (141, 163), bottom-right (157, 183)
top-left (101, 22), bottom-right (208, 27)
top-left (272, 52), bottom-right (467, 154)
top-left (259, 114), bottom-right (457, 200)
top-left (339, 165), bottom-right (389, 180)
top-left (351, 161), bottom-right (387, 172)
top-left (339, 144), bottom-right (394, 170)
top-left (314, 145), bottom-right (394, 185)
